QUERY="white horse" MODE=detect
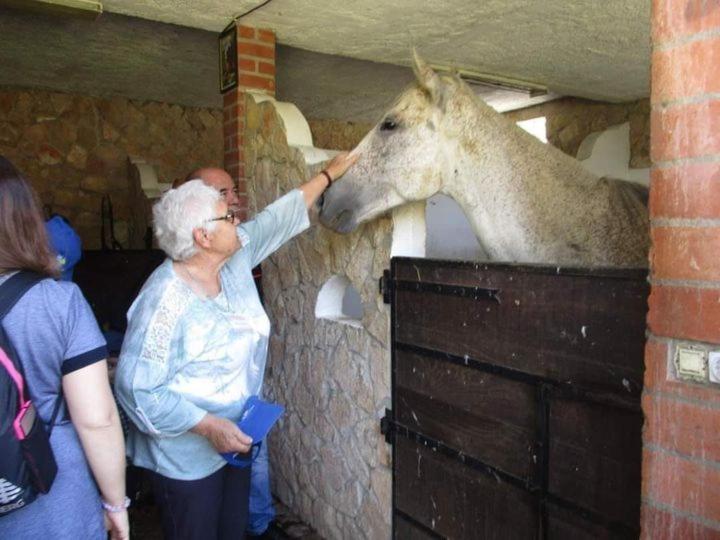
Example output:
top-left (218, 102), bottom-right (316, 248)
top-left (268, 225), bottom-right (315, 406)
top-left (318, 54), bottom-right (649, 267)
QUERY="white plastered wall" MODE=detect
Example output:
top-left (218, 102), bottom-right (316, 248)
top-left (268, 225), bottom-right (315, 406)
top-left (577, 122), bottom-right (650, 186)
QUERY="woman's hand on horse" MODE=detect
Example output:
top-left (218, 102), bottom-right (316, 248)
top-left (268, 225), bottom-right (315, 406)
top-left (192, 413), bottom-right (253, 453)
top-left (326, 151), bottom-right (360, 182)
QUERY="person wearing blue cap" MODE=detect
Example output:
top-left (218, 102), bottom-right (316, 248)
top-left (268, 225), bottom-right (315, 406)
top-left (45, 214), bottom-right (82, 282)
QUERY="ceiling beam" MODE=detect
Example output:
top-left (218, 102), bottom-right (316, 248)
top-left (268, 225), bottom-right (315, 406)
top-left (0, 0), bottom-right (102, 19)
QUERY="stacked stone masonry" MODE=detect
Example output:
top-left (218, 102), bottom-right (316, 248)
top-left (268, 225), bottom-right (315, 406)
top-left (244, 96), bottom-right (393, 540)
top-left (308, 119), bottom-right (373, 152)
top-left (505, 97), bottom-right (651, 168)
top-left (0, 88), bottom-right (222, 248)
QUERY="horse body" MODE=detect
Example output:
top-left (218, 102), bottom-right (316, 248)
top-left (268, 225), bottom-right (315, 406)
top-left (318, 55), bottom-right (649, 267)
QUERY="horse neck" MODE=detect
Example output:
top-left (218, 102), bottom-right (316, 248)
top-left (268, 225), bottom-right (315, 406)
top-left (435, 93), bottom-right (596, 249)
top-left (438, 98), bottom-right (527, 210)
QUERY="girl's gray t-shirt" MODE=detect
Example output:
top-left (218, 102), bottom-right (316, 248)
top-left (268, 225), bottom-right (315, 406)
top-left (0, 273), bottom-right (108, 540)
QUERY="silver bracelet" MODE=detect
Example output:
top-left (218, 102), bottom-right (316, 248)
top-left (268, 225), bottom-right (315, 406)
top-left (101, 496), bottom-right (131, 513)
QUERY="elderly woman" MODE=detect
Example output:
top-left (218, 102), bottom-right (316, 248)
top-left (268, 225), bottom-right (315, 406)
top-left (114, 153), bottom-right (356, 539)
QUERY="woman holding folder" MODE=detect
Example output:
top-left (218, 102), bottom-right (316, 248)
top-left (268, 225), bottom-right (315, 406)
top-left (115, 153), bottom-right (356, 540)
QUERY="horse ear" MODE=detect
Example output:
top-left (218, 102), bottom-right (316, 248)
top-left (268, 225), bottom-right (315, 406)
top-left (412, 50), bottom-right (443, 104)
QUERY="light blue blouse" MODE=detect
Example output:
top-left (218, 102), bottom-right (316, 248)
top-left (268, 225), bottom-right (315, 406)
top-left (115, 189), bottom-right (309, 480)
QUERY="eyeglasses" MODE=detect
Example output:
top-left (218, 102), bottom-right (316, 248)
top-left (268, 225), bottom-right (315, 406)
top-left (206, 210), bottom-right (238, 224)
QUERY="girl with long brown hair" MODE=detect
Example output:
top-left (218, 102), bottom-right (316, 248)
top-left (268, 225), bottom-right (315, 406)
top-left (0, 156), bottom-right (129, 540)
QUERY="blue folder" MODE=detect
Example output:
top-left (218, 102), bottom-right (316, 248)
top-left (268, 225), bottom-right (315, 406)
top-left (221, 396), bottom-right (284, 467)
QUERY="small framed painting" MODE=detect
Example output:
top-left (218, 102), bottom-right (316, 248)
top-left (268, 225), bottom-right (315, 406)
top-left (218, 24), bottom-right (238, 93)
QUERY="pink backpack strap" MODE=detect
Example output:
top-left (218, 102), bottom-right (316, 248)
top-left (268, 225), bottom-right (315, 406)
top-left (0, 272), bottom-right (45, 439)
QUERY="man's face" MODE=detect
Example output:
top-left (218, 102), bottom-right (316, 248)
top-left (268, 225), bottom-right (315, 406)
top-left (201, 169), bottom-right (240, 212)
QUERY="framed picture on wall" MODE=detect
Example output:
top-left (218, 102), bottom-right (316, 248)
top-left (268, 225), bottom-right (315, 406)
top-left (218, 23), bottom-right (238, 93)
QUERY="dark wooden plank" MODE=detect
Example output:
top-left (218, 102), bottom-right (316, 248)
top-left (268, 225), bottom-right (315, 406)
top-left (548, 398), bottom-right (642, 527)
top-left (395, 436), bottom-right (537, 540)
top-left (395, 348), bottom-right (536, 431)
top-left (546, 501), bottom-right (637, 540)
top-left (550, 396), bottom-right (643, 464)
top-left (393, 275), bottom-right (646, 396)
top-left (392, 258), bottom-right (648, 383)
top-left (393, 257), bottom-right (648, 285)
top-left (395, 384), bottom-right (535, 479)
top-left (395, 513), bottom-right (442, 540)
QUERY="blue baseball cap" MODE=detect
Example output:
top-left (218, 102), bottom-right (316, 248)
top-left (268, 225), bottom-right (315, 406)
top-left (45, 215), bottom-right (82, 281)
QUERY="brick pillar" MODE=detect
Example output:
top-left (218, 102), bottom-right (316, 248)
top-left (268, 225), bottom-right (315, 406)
top-left (642, 1), bottom-right (720, 537)
top-left (223, 24), bottom-right (276, 220)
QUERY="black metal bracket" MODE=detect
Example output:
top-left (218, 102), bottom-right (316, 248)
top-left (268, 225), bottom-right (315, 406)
top-left (379, 270), bottom-right (392, 304)
top-left (380, 270), bottom-right (501, 306)
top-left (394, 280), bottom-right (500, 302)
top-left (394, 342), bottom-right (643, 409)
top-left (380, 408), bottom-right (394, 444)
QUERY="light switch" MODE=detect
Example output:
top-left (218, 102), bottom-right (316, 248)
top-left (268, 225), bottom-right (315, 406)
top-left (709, 352), bottom-right (720, 384)
top-left (674, 345), bottom-right (707, 381)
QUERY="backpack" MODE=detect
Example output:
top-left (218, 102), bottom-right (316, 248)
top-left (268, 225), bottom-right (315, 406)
top-left (0, 272), bottom-right (62, 516)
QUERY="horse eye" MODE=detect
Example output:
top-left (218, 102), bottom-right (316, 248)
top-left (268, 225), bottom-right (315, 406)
top-left (380, 119), bottom-right (397, 131)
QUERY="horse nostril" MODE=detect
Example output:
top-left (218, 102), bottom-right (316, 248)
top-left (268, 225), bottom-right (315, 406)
top-left (318, 193), bottom-right (325, 209)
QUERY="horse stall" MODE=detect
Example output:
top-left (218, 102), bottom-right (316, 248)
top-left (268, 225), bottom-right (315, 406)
top-left (241, 69), bottom-right (656, 538)
top-left (381, 257), bottom-right (648, 539)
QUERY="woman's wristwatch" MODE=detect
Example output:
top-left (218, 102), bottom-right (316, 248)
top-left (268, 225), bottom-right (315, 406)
top-left (102, 496), bottom-right (131, 513)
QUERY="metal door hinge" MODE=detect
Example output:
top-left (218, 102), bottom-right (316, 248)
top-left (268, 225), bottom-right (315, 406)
top-left (380, 408), bottom-right (394, 444)
top-left (379, 270), bottom-right (392, 304)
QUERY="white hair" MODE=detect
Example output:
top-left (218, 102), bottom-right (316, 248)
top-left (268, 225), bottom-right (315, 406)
top-left (153, 180), bottom-right (221, 261)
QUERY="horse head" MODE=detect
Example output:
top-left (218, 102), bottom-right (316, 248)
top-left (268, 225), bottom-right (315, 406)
top-left (319, 54), bottom-right (459, 234)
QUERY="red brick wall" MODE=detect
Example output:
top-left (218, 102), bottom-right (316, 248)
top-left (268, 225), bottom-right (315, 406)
top-left (223, 24), bottom-right (276, 220)
top-left (643, 1), bottom-right (720, 537)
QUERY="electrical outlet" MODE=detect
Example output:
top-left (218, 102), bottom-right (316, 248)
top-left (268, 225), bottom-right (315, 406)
top-left (674, 345), bottom-right (707, 382)
top-left (709, 352), bottom-right (720, 384)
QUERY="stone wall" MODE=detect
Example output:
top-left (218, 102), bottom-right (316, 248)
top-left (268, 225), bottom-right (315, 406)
top-left (505, 97), bottom-right (651, 168)
top-left (245, 97), bottom-right (393, 539)
top-left (308, 118), bottom-right (373, 151)
top-left (0, 88), bottom-right (223, 248)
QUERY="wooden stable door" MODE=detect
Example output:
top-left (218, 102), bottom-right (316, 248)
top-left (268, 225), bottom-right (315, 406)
top-left (381, 258), bottom-right (648, 539)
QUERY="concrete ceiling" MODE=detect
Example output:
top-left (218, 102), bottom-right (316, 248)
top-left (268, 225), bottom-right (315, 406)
top-left (0, 1), bottom-right (650, 123)
top-left (103, 0), bottom-right (651, 102)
